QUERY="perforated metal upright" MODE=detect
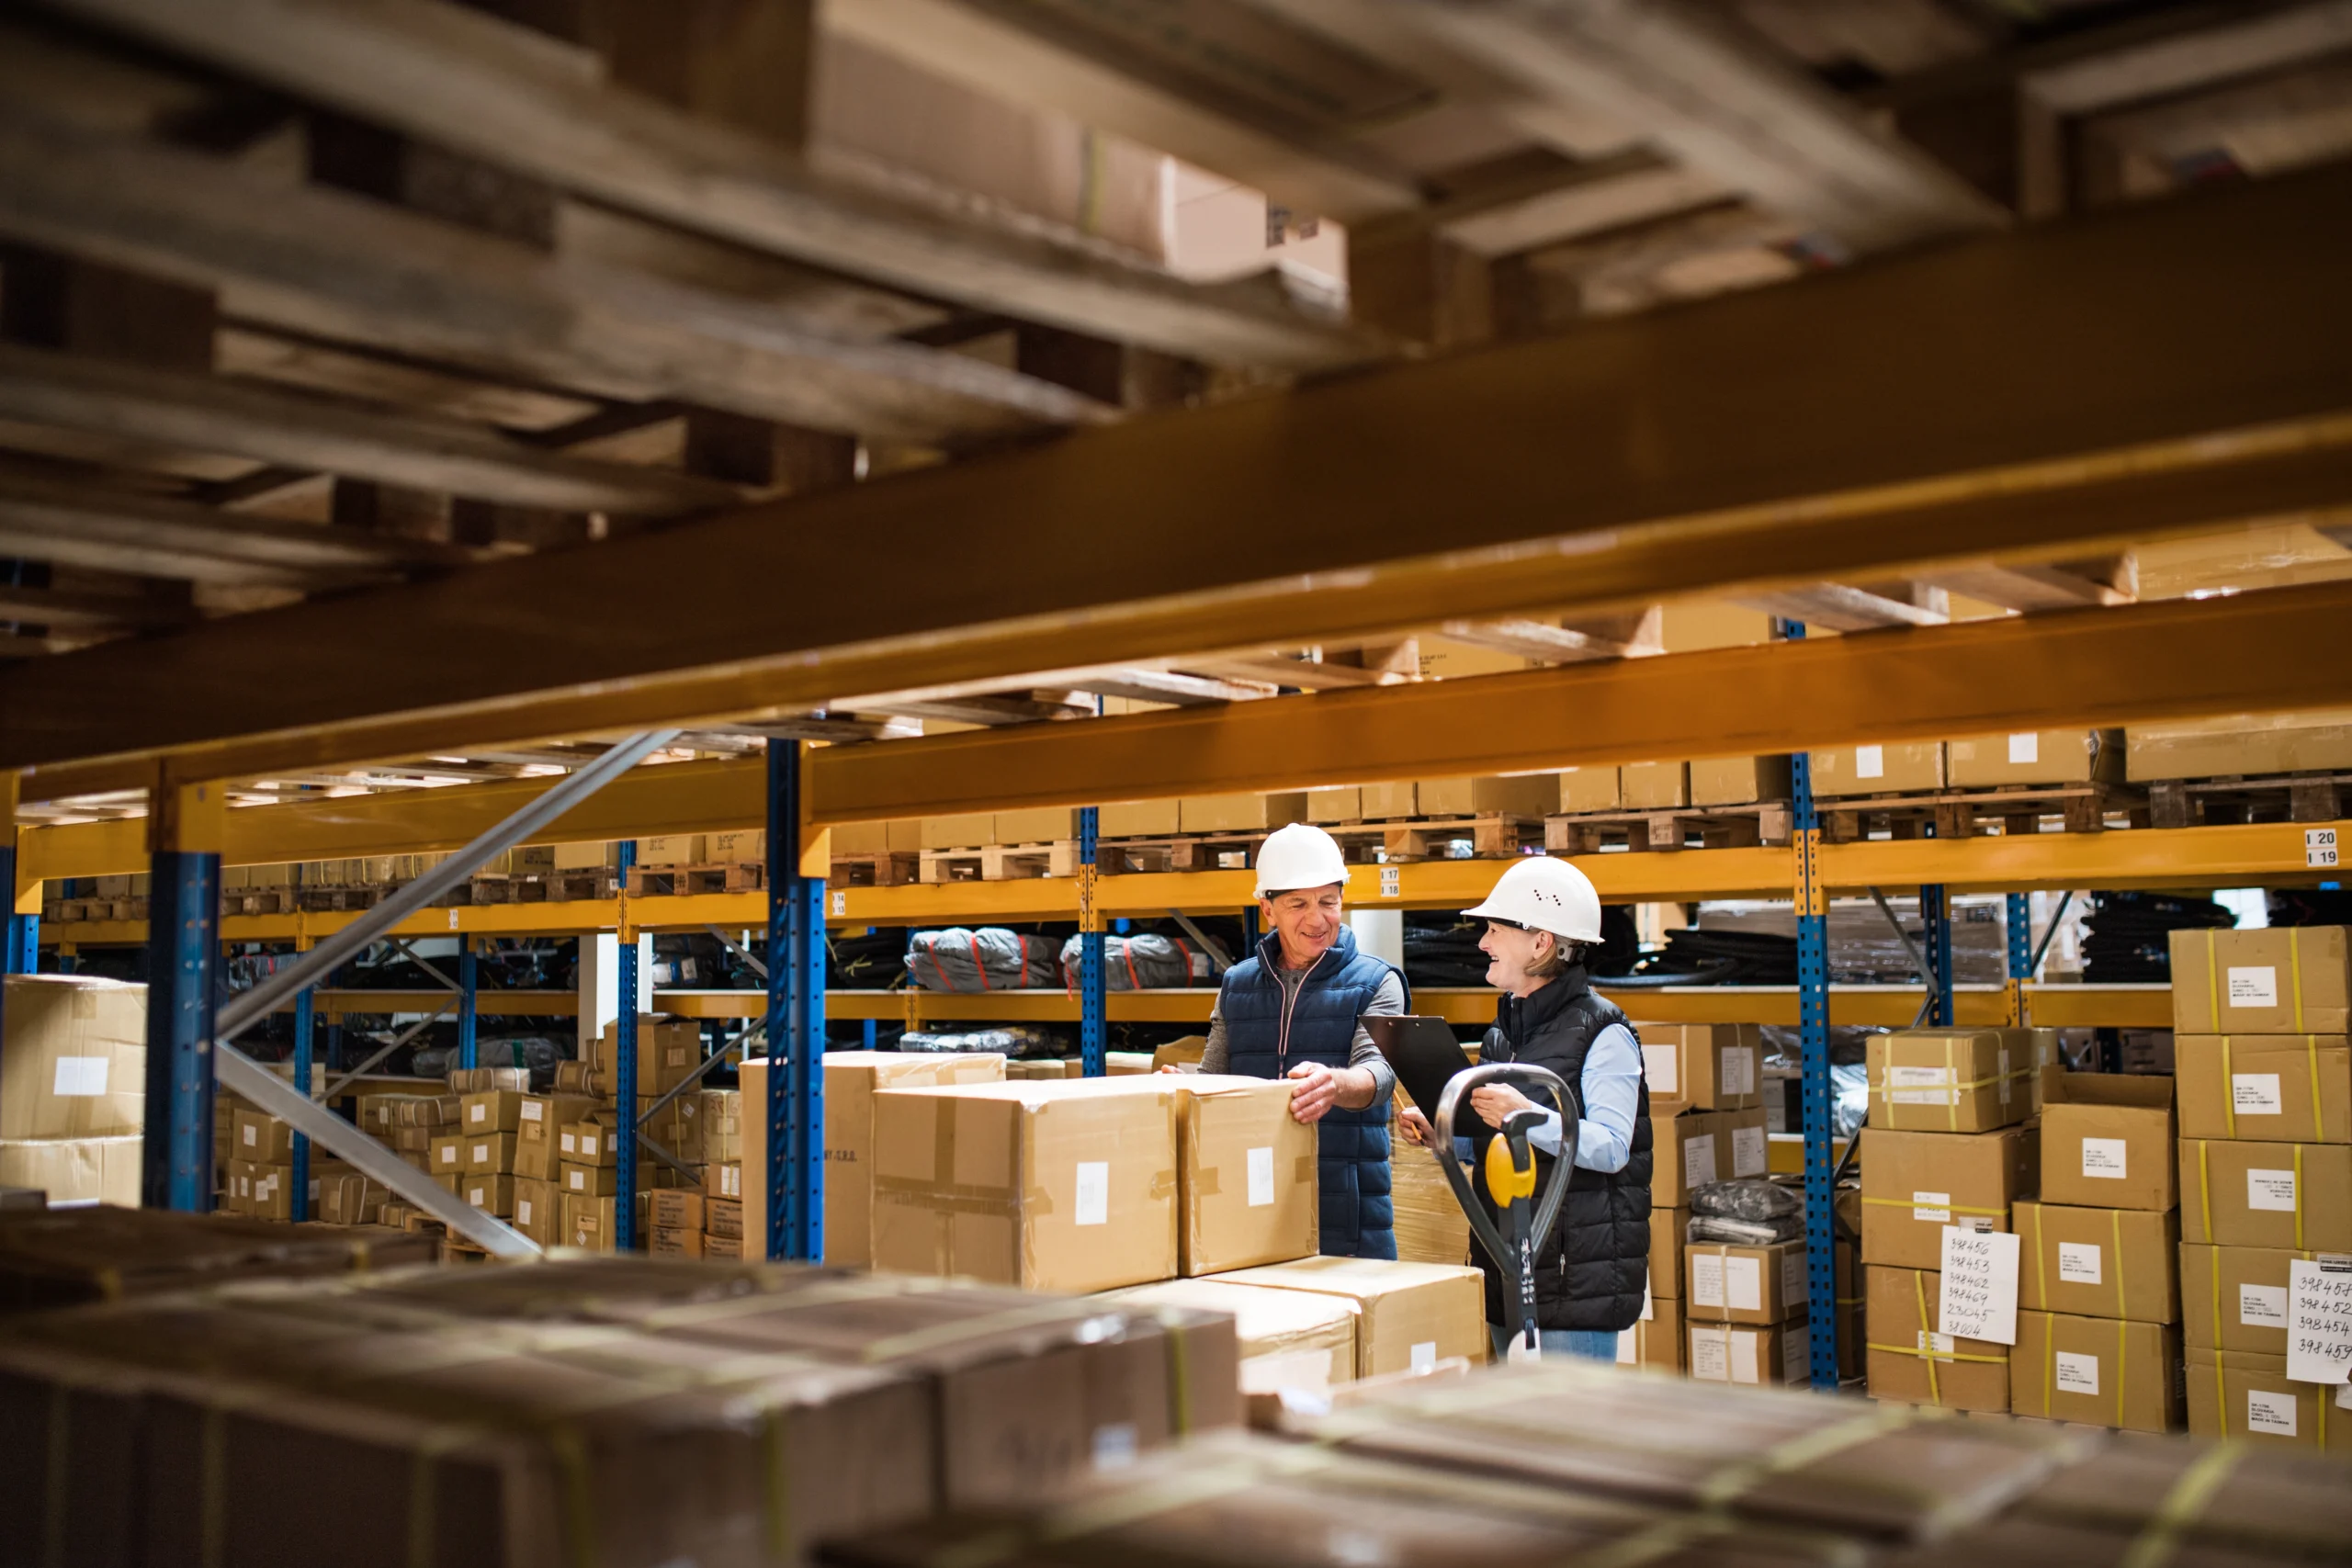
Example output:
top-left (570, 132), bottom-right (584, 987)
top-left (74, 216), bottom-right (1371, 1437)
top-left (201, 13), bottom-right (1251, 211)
top-left (1781, 622), bottom-right (1838, 1389)
top-left (1078, 806), bottom-right (1106, 1077)
top-left (764, 739), bottom-right (825, 1260)
top-left (1920, 880), bottom-right (1955, 1027)
top-left (2005, 893), bottom-right (2033, 1024)
top-left (615, 840), bottom-right (639, 1249)
top-left (288, 986), bottom-right (315, 1220)
top-left (142, 781), bottom-right (226, 1213)
top-left (3, 912), bottom-right (35, 976)
top-left (458, 939), bottom-right (480, 1070)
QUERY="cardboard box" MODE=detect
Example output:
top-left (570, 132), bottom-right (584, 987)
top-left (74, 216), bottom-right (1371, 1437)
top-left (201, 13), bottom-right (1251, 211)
top-left (246, 1162), bottom-right (318, 1222)
top-left (560, 1190), bottom-right (651, 1251)
top-left (1357, 783), bottom-right (1418, 819)
top-left (651, 1224), bottom-right (706, 1258)
top-left (2185, 1345), bottom-right (2352, 1449)
top-left (1648, 1206), bottom-right (1689, 1300)
top-left (1108, 1277), bottom-right (1358, 1393)
top-left (1416, 775), bottom-right (1557, 818)
top-left (0, 975), bottom-right (146, 1141)
top-left (1178, 793), bottom-right (1308, 834)
top-left (517, 1092), bottom-right (598, 1145)
top-left (511, 1130), bottom-right (562, 1183)
top-left (2169, 927), bottom-right (2351, 1035)
top-left (1615, 1292), bottom-right (1685, 1371)
top-left (1210, 1256), bottom-right (1488, 1378)
top-left (2180, 1244), bottom-right (2327, 1355)
top-left (2127, 708), bottom-right (2352, 784)
top-left (589, 1018), bottom-right (701, 1097)
top-left (1809, 742), bottom-right (1944, 797)
top-left (809, 1051), bottom-right (1006, 1269)
top-left (2013, 1201), bottom-right (2178, 1322)
top-left (462, 1173), bottom-right (515, 1217)
top-left (0, 1134), bottom-right (142, 1207)
top-left (1619, 761), bottom-right (1689, 810)
top-left (1169, 1076), bottom-right (1317, 1276)
top-left (705, 828), bottom-right (764, 863)
top-left (698, 1089), bottom-right (742, 1164)
top-left (2176, 1034), bottom-right (2350, 1144)
top-left (316, 1172), bottom-right (385, 1227)
top-left (1719, 1107), bottom-right (1770, 1181)
top-left (458, 1089), bottom-right (528, 1135)
top-left (869, 1077), bottom-right (1179, 1293)
top-left (1557, 766), bottom-right (1620, 814)
top-left (993, 807), bottom-right (1082, 844)
top-left (1099, 800), bottom-right (1182, 837)
top-left (705, 1161), bottom-right (741, 1201)
top-left (551, 840), bottom-right (616, 870)
top-left (1635, 1023), bottom-right (1760, 1111)
top-left (558, 1116), bottom-right (618, 1168)
top-left (921, 812), bottom-right (998, 851)
top-left (703, 1231), bottom-right (744, 1259)
top-left (2179, 1137), bottom-right (2352, 1249)
top-left (1859, 1125), bottom-right (2038, 1270)
top-left (2039, 1073), bottom-right (2176, 1211)
top-left (447, 1067), bottom-right (528, 1096)
top-left (1689, 1314), bottom-right (1810, 1386)
top-left (1305, 786), bottom-right (1360, 823)
top-left (705, 1196), bottom-right (742, 1240)
top-left (232, 1109), bottom-right (295, 1164)
top-left (429, 1134), bottom-right (466, 1177)
top-left (1946, 728), bottom-right (2117, 787)
top-left (2011, 1311), bottom-right (2184, 1433)
top-left (1863, 1265), bottom-right (2009, 1412)
top-left (635, 834), bottom-right (704, 866)
top-left (1865, 1029), bottom-right (2035, 1134)
top-left (511, 1176), bottom-right (558, 1245)
top-left (650, 1188), bottom-right (704, 1233)
top-left (460, 1132), bottom-right (517, 1177)
top-left (560, 1161), bottom-right (617, 1198)
top-left (1688, 755), bottom-right (1792, 807)
top-left (1685, 1240), bottom-right (1808, 1325)
top-left (1648, 1105), bottom-right (1713, 1207)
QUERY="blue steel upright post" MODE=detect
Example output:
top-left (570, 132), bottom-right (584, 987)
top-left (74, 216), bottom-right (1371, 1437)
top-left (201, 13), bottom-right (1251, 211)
top-left (1079, 806), bottom-right (1106, 1077)
top-left (458, 938), bottom-right (480, 1070)
top-left (765, 739), bottom-right (826, 1259)
top-left (1920, 881), bottom-right (1954, 1027)
top-left (289, 985), bottom-right (315, 1220)
top-left (615, 840), bottom-right (639, 1249)
top-left (3, 910), bottom-right (36, 976)
top-left (142, 781), bottom-right (225, 1212)
top-left (1781, 622), bottom-right (1838, 1389)
top-left (2005, 893), bottom-right (2033, 1025)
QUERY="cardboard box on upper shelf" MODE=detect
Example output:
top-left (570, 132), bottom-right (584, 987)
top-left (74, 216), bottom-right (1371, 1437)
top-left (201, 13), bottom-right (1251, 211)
top-left (1809, 743), bottom-right (1944, 797)
top-left (1865, 1030), bottom-right (2035, 1134)
top-left (1635, 1024), bottom-right (1762, 1111)
top-left (2169, 927), bottom-right (2351, 1035)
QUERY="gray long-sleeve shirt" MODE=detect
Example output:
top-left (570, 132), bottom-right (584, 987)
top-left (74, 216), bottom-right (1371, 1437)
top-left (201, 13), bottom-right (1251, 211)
top-left (1200, 966), bottom-right (1404, 1103)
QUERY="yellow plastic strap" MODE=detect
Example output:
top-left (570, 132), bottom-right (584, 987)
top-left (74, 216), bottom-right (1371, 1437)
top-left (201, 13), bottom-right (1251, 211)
top-left (2195, 1141), bottom-right (2211, 1243)
top-left (2030, 1206), bottom-right (2048, 1313)
top-left (2221, 1037), bottom-right (2236, 1140)
top-left (1860, 1196), bottom-right (2007, 1218)
top-left (2043, 1313), bottom-right (2058, 1418)
top-left (2119, 1443), bottom-right (2241, 1568)
top-left (1913, 1271), bottom-right (1940, 1405)
top-left (2113, 1209), bottom-right (2127, 1323)
top-left (1693, 1404), bottom-right (1917, 1509)
top-left (1945, 1038), bottom-right (1957, 1133)
top-left (1864, 1341), bottom-right (2007, 1366)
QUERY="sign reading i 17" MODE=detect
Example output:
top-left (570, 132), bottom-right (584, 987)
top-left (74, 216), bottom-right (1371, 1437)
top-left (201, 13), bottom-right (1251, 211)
top-left (2311, 829), bottom-right (2340, 870)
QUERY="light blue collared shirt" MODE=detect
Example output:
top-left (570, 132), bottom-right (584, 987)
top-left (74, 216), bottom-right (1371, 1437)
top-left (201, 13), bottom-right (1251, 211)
top-left (1453, 1022), bottom-right (1643, 1174)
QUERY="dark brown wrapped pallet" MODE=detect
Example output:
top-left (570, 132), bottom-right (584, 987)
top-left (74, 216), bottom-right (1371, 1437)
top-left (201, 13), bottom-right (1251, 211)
top-left (2009, 1432), bottom-right (2352, 1562)
top-left (0, 1205), bottom-right (414, 1314)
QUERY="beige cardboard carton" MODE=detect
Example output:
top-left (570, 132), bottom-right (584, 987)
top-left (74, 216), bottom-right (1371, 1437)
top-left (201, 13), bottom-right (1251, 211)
top-left (2127, 709), bottom-right (2352, 784)
top-left (232, 1109), bottom-right (295, 1165)
top-left (1865, 1030), bottom-right (2034, 1134)
top-left (0, 975), bottom-right (145, 1142)
top-left (458, 1089), bottom-right (528, 1136)
top-left (1178, 794), bottom-right (1308, 833)
top-left (1557, 766), bottom-right (1621, 813)
top-left (993, 807), bottom-right (1083, 843)
top-left (1946, 728), bottom-right (2118, 787)
top-left (2180, 1244), bottom-right (2324, 1355)
top-left (1859, 1125), bottom-right (2038, 1269)
top-left (0, 1134), bottom-right (140, 1206)
top-left (1616, 1292), bottom-right (1685, 1371)
top-left (2176, 1034), bottom-right (2349, 1144)
top-left (1688, 755), bottom-right (1792, 807)
top-left (1620, 762), bottom-right (1689, 810)
top-left (1108, 1277), bottom-right (1357, 1393)
top-left (1416, 776), bottom-right (1558, 818)
top-left (1649, 1206), bottom-right (1689, 1300)
top-left (1810, 742), bottom-right (1944, 797)
top-left (2039, 1073), bottom-right (2176, 1210)
top-left (1689, 1314), bottom-right (1810, 1386)
top-left (1099, 800), bottom-right (1182, 837)
top-left (1168, 1076), bottom-right (1317, 1276)
top-left (2013, 1201), bottom-right (2178, 1321)
top-left (2170, 927), bottom-right (2351, 1035)
top-left (2179, 1137), bottom-right (2352, 1250)
top-left (1863, 1265), bottom-right (2008, 1412)
top-left (1635, 1023), bottom-right (1760, 1111)
top-left (1685, 1240), bottom-right (1808, 1326)
top-left (461, 1132), bottom-right (517, 1177)
top-left (511, 1176), bottom-right (558, 1246)
top-left (461, 1173), bottom-right (515, 1217)
top-left (2185, 1345), bottom-right (2352, 1449)
top-left (870, 1077), bottom-right (1179, 1293)
top-left (806, 1051), bottom-right (1005, 1269)
top-left (635, 834), bottom-right (704, 866)
top-left (2012, 1311), bottom-right (2183, 1433)
top-left (1210, 1256), bottom-right (1488, 1378)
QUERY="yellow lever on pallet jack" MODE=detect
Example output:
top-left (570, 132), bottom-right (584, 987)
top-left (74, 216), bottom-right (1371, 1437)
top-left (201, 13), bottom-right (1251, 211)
top-left (1483, 1129), bottom-right (1538, 1205)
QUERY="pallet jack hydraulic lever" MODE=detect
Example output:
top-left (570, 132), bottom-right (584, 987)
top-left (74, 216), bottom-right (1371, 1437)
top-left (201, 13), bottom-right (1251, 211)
top-left (1429, 1062), bottom-right (1576, 1362)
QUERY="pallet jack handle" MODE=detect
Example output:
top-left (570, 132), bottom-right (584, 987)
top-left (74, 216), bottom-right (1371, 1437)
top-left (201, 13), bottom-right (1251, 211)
top-left (1430, 1062), bottom-right (1576, 1361)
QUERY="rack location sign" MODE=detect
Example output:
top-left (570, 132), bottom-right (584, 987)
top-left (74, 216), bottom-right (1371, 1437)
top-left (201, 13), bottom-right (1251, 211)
top-left (2309, 829), bottom-right (2340, 870)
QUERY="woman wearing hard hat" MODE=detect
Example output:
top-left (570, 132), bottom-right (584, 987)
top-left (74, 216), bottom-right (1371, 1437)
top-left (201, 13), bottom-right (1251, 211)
top-left (1398, 856), bottom-right (1650, 1359)
top-left (1197, 822), bottom-right (1408, 1258)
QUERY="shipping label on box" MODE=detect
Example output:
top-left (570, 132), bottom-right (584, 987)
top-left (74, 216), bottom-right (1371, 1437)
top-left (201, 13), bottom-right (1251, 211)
top-left (2039, 1072), bottom-right (2177, 1210)
top-left (2013, 1311), bottom-right (2184, 1434)
top-left (635, 834), bottom-right (703, 867)
top-left (1859, 1126), bottom-right (2034, 1270)
top-left (2015, 1201), bottom-right (2179, 1322)
top-left (1210, 1256), bottom-right (1488, 1377)
top-left (808, 1051), bottom-right (1006, 1269)
top-left (511, 1177), bottom-right (558, 1246)
top-left (2181, 1138), bottom-right (2352, 1250)
top-left (462, 1132), bottom-right (518, 1177)
top-left (1685, 1240), bottom-right (1807, 1325)
top-left (1862, 1265), bottom-right (2009, 1412)
top-left (2171, 927), bottom-right (2352, 1035)
top-left (232, 1109), bottom-right (295, 1165)
top-left (1170, 1076), bottom-right (1317, 1277)
top-left (1867, 1030), bottom-right (2034, 1134)
top-left (2176, 1034), bottom-right (2350, 1144)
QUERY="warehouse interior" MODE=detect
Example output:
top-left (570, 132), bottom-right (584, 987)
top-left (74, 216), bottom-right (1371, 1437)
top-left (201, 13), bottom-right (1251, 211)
top-left (2, 0), bottom-right (2351, 1560)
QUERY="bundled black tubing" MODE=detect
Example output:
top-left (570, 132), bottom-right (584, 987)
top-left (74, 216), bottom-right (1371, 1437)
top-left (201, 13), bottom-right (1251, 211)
top-left (1055, 932), bottom-right (1211, 990)
top-left (1594, 927), bottom-right (1797, 987)
top-left (904, 928), bottom-right (1062, 991)
top-left (2081, 891), bottom-right (2233, 982)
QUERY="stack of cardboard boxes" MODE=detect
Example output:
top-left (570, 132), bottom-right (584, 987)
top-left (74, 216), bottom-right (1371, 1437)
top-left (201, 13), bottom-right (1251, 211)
top-left (224, 1108), bottom-right (347, 1220)
top-left (0, 975), bottom-right (146, 1205)
top-left (2171, 926), bottom-right (2352, 1449)
top-left (1685, 1230), bottom-right (1810, 1386)
top-left (1860, 1027), bottom-right (2043, 1412)
top-left (1637, 1023), bottom-right (1770, 1375)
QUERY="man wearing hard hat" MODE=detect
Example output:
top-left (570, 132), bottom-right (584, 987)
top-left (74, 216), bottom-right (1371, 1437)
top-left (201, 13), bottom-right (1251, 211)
top-left (1399, 856), bottom-right (1650, 1359)
top-left (1198, 822), bottom-right (1408, 1258)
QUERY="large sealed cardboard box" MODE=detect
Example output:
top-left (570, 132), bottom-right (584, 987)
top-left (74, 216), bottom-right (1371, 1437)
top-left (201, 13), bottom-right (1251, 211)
top-left (1616, 1292), bottom-right (1684, 1371)
top-left (461, 1132), bottom-right (517, 1177)
top-left (558, 1114), bottom-right (617, 1168)
top-left (1865, 1030), bottom-right (2033, 1134)
top-left (2176, 1033), bottom-right (2349, 1144)
top-left (0, 1134), bottom-right (141, 1207)
top-left (1946, 728), bottom-right (2117, 787)
top-left (1305, 787), bottom-right (1360, 824)
top-left (1417, 775), bottom-right (1559, 818)
top-left (2185, 1345), bottom-right (2352, 1449)
top-left (2126, 708), bottom-right (2352, 782)
top-left (2014, 1201), bottom-right (2177, 1321)
top-left (635, 833), bottom-right (703, 866)
top-left (870, 1077), bottom-right (1179, 1292)
top-left (2011, 1311), bottom-right (2183, 1433)
top-left (1619, 761), bottom-right (1688, 810)
top-left (461, 1172), bottom-right (515, 1217)
top-left (1648, 1206), bottom-right (1688, 1300)
top-left (1169, 1076), bottom-right (1317, 1276)
top-left (429, 1134), bottom-right (465, 1178)
top-left (1810, 742), bottom-right (1944, 797)
top-left (1689, 1314), bottom-right (1809, 1386)
top-left (1357, 782), bottom-right (1418, 819)
top-left (0, 975), bottom-right (145, 1145)
top-left (1557, 765), bottom-right (1620, 813)
top-left (584, 1017), bottom-right (701, 1098)
top-left (511, 1176), bottom-right (558, 1245)
top-left (316, 1172), bottom-right (385, 1227)
top-left (1685, 1240), bottom-right (1806, 1325)
top-left (1177, 793), bottom-right (1307, 834)
top-left (2180, 1137), bottom-right (2352, 1249)
top-left (2170, 927), bottom-right (2351, 1035)
top-left (1648, 1104), bottom-right (1711, 1206)
top-left (1689, 755), bottom-right (1791, 807)
top-left (2039, 1072), bottom-right (2176, 1210)
top-left (1859, 1125), bottom-right (2037, 1269)
top-left (230, 1109), bottom-right (293, 1164)
top-left (1107, 1277), bottom-right (1357, 1393)
top-left (810, 1051), bottom-right (1006, 1269)
top-left (1211, 1257), bottom-right (1487, 1377)
top-left (1863, 1265), bottom-right (2008, 1412)
top-left (1717, 1106), bottom-right (1770, 1181)
top-left (517, 1091), bottom-right (597, 1147)
top-left (922, 812), bottom-right (998, 851)
top-left (1635, 1023), bottom-right (1759, 1110)
top-left (2180, 1243), bottom-right (2322, 1354)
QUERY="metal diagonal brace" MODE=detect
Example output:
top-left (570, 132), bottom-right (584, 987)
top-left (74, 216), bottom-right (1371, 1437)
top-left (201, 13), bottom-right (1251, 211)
top-left (322, 996), bottom-right (455, 1100)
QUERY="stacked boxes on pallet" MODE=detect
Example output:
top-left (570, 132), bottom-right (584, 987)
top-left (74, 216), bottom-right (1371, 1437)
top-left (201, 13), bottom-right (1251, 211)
top-left (2171, 925), bottom-right (2352, 1449)
top-left (1639, 1023), bottom-right (1768, 1378)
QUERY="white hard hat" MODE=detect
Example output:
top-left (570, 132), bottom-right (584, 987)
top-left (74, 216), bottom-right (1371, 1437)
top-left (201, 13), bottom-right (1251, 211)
top-left (1464, 856), bottom-right (1602, 943)
top-left (1254, 822), bottom-right (1351, 897)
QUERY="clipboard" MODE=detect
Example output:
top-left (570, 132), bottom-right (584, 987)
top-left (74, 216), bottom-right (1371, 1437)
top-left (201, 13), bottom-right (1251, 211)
top-left (1362, 1014), bottom-right (1476, 1123)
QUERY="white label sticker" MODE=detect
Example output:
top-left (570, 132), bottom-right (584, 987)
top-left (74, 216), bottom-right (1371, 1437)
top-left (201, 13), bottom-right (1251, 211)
top-left (1641, 1043), bottom-right (1679, 1097)
top-left (1889, 1065), bottom-right (1955, 1105)
top-left (569, 1168), bottom-right (585, 1190)
top-left (1690, 1252), bottom-right (1725, 1308)
top-left (2081, 1138), bottom-right (2129, 1179)
top-left (520, 1100), bottom-right (543, 1122)
top-left (468, 1186), bottom-right (485, 1207)
top-left (1409, 1340), bottom-right (1437, 1373)
top-left (2007, 731), bottom-right (2039, 764)
top-left (471, 1143), bottom-right (489, 1164)
top-left (1912, 1190), bottom-right (1952, 1224)
top-left (560, 1132), bottom-right (577, 1156)
top-left (830, 890), bottom-right (848, 918)
top-left (1730, 1331), bottom-right (1761, 1385)
top-left (241, 1122), bottom-right (259, 1146)
top-left (1721, 1047), bottom-right (1756, 1097)
top-left (2248, 1169), bottom-right (2299, 1213)
top-left (51, 1056), bottom-right (108, 1097)
top-left (2054, 1350), bottom-right (2100, 1396)
top-left (1690, 1326), bottom-right (1728, 1382)
top-left (1724, 1256), bottom-right (1763, 1313)
top-left (1939, 1225), bottom-right (2021, 1345)
top-left (1781, 1250), bottom-right (1807, 1306)
top-left (2285, 1258), bottom-right (2352, 1385)
top-left (1378, 866), bottom-right (1401, 899)
top-left (2247, 1391), bottom-right (2299, 1437)
top-left (516, 1198), bottom-right (532, 1226)
top-left (2228, 965), bottom-right (2279, 1009)
top-left (1074, 1161), bottom-right (1110, 1226)
top-left (582, 1134), bottom-right (599, 1156)
top-left (2309, 828), bottom-right (2340, 870)
top-left (1854, 744), bottom-right (1884, 780)
top-left (1091, 1424), bottom-right (1138, 1472)
top-left (1246, 1145), bottom-right (1275, 1208)
top-left (1731, 1125), bottom-right (1767, 1179)
top-left (2233, 1074), bottom-right (2283, 1116)
top-left (1683, 1134), bottom-right (1716, 1191)
top-left (1918, 1330), bottom-right (1954, 1356)
top-left (2241, 1283), bottom-right (2290, 1327)
top-left (2058, 1242), bottom-right (2103, 1285)
top-left (469, 1101), bottom-right (487, 1123)
top-left (1616, 1328), bottom-right (1637, 1365)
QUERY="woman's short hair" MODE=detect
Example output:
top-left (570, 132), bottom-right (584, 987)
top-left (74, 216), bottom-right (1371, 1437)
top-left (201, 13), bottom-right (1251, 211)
top-left (1527, 931), bottom-right (1587, 980)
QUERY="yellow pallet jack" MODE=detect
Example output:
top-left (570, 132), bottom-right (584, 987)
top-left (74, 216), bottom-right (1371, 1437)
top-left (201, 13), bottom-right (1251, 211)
top-left (1430, 1062), bottom-right (1576, 1362)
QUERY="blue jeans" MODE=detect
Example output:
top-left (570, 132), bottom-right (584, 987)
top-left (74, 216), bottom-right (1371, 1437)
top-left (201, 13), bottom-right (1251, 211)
top-left (1491, 1324), bottom-right (1619, 1362)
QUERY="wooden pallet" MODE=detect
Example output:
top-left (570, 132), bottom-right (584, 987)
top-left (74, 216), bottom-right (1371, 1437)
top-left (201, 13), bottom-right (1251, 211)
top-left (223, 888), bottom-right (298, 916)
top-left (1326, 814), bottom-right (1545, 862)
top-left (919, 840), bottom-right (1068, 884)
top-left (830, 851), bottom-right (921, 887)
top-left (1096, 834), bottom-right (1261, 874)
top-left (544, 869), bottom-right (621, 901)
top-left (628, 862), bottom-right (763, 897)
top-left (1545, 803), bottom-right (1793, 854)
top-left (1817, 781), bottom-right (2143, 841)
top-left (461, 873), bottom-right (551, 905)
top-left (298, 886), bottom-right (386, 912)
top-left (2147, 771), bottom-right (2349, 829)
